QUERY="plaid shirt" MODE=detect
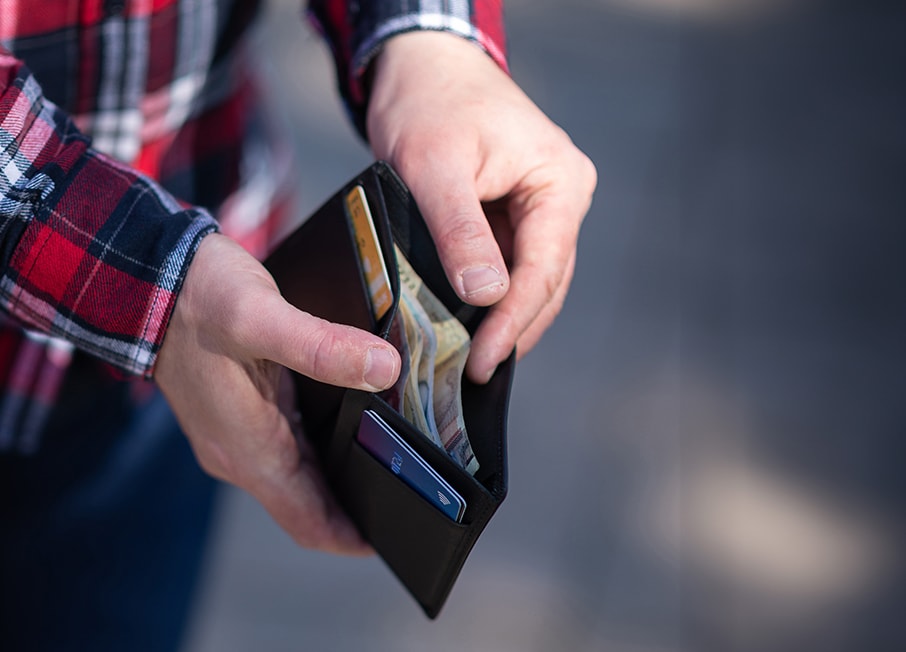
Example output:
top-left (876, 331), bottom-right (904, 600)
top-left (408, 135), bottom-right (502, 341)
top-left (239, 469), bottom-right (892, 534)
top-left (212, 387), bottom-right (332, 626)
top-left (0, 0), bottom-right (506, 452)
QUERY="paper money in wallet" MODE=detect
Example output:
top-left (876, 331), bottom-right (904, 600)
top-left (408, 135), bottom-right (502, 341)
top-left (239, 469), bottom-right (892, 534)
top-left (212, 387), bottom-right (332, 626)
top-left (382, 309), bottom-right (410, 414)
top-left (400, 279), bottom-right (439, 443)
top-left (395, 295), bottom-right (437, 444)
top-left (395, 246), bottom-right (479, 475)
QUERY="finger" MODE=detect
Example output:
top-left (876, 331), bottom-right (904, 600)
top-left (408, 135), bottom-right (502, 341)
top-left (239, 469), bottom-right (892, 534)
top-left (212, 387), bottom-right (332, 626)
top-left (279, 360), bottom-right (372, 555)
top-left (240, 400), bottom-right (371, 555)
top-left (253, 296), bottom-right (401, 392)
top-left (514, 250), bottom-right (576, 356)
top-left (466, 196), bottom-right (582, 383)
top-left (251, 443), bottom-right (372, 556)
top-left (293, 435), bottom-right (372, 555)
top-left (399, 156), bottom-right (510, 306)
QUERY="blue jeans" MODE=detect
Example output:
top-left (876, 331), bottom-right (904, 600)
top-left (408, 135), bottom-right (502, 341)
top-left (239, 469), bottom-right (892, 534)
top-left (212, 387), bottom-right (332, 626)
top-left (0, 355), bottom-right (218, 652)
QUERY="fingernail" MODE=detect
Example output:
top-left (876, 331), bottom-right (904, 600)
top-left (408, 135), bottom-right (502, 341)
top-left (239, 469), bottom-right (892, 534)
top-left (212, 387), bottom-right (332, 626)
top-left (461, 265), bottom-right (505, 298)
top-left (364, 347), bottom-right (397, 389)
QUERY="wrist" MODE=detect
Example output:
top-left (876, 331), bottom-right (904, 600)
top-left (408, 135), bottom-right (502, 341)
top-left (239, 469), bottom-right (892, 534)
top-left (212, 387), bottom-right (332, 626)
top-left (366, 31), bottom-right (512, 147)
top-left (371, 30), bottom-right (501, 85)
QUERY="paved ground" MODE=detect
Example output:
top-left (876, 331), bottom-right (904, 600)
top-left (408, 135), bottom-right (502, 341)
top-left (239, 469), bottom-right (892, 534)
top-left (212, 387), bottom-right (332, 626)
top-left (183, 2), bottom-right (905, 650)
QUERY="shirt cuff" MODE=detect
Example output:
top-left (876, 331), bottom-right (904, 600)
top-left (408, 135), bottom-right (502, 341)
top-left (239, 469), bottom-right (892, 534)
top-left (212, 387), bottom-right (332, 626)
top-left (0, 53), bottom-right (220, 379)
top-left (307, 0), bottom-right (508, 139)
top-left (350, 13), bottom-right (510, 95)
top-left (1, 157), bottom-right (219, 379)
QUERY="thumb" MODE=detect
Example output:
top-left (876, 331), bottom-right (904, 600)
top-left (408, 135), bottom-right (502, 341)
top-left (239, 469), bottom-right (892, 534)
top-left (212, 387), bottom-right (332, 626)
top-left (257, 295), bottom-right (401, 392)
top-left (176, 233), bottom-right (401, 393)
top-left (402, 160), bottom-right (510, 306)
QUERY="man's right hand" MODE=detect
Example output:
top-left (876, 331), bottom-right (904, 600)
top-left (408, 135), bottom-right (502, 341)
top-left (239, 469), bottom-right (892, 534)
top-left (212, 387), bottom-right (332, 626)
top-left (154, 233), bottom-right (401, 555)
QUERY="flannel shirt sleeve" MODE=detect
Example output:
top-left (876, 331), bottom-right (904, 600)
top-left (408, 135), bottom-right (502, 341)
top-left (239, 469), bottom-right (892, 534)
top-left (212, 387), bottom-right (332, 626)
top-left (307, 0), bottom-right (508, 138)
top-left (0, 51), bottom-right (219, 379)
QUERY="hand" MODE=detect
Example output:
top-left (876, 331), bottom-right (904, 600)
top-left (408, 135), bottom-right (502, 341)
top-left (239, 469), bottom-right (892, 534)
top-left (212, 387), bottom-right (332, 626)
top-left (367, 31), bottom-right (596, 383)
top-left (154, 233), bottom-right (401, 555)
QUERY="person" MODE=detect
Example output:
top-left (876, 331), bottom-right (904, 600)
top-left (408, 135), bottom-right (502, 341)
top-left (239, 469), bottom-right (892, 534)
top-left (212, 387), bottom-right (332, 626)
top-left (0, 1), bottom-right (595, 650)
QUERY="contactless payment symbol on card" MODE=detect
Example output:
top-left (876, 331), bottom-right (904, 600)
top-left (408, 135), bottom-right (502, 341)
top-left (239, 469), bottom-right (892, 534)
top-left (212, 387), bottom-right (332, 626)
top-left (345, 185), bottom-right (393, 320)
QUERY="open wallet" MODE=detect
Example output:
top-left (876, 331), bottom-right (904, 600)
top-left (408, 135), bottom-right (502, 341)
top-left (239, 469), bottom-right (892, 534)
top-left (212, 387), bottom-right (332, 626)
top-left (263, 161), bottom-right (515, 618)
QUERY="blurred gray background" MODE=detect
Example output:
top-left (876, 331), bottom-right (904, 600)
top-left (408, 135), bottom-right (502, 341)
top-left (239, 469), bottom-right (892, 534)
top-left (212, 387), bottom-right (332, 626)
top-left (183, 1), bottom-right (905, 650)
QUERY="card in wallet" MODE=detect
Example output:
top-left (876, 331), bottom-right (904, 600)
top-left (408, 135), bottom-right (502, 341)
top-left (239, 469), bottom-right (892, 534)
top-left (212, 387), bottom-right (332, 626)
top-left (263, 161), bottom-right (515, 618)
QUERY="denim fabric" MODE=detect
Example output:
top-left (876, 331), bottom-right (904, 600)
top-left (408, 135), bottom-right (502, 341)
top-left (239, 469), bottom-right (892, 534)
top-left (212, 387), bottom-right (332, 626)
top-left (0, 355), bottom-right (218, 652)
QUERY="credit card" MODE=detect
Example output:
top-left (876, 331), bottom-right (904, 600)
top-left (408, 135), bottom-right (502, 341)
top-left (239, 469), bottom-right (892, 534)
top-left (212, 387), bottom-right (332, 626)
top-left (345, 185), bottom-right (393, 320)
top-left (356, 409), bottom-right (466, 522)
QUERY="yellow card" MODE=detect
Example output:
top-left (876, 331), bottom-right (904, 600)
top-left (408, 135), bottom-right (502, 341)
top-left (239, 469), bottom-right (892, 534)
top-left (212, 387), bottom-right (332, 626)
top-left (345, 185), bottom-right (393, 320)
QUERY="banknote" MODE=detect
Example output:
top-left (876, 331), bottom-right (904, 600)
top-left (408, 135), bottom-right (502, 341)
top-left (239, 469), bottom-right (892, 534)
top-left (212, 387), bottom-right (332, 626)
top-left (428, 314), bottom-right (478, 475)
top-left (396, 295), bottom-right (435, 442)
top-left (395, 247), bottom-right (479, 475)
top-left (403, 284), bottom-right (440, 444)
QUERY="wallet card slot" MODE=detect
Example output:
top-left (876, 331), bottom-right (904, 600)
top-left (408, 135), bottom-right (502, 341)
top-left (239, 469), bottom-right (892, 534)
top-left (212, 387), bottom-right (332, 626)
top-left (348, 169), bottom-right (400, 339)
top-left (338, 169), bottom-right (400, 339)
top-left (340, 440), bottom-right (477, 615)
top-left (333, 392), bottom-right (498, 524)
top-left (345, 439), bottom-right (470, 533)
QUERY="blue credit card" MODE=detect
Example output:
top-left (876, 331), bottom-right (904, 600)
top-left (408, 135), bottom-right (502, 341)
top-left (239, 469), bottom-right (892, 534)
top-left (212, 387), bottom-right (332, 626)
top-left (356, 409), bottom-right (466, 522)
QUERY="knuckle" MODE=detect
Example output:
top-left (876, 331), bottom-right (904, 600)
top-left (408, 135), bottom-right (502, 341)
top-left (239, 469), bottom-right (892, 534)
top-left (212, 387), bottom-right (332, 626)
top-left (390, 144), bottom-right (424, 178)
top-left (291, 521), bottom-right (332, 551)
top-left (391, 133), bottom-right (455, 179)
top-left (547, 285), bottom-right (569, 319)
top-left (305, 324), bottom-right (365, 386)
top-left (481, 308), bottom-right (520, 357)
top-left (307, 327), bottom-right (341, 383)
top-left (526, 257), bottom-right (567, 303)
top-left (542, 270), bottom-right (562, 304)
top-left (221, 302), bottom-right (260, 351)
top-left (194, 440), bottom-right (235, 483)
top-left (577, 151), bottom-right (598, 193)
top-left (436, 214), bottom-right (488, 251)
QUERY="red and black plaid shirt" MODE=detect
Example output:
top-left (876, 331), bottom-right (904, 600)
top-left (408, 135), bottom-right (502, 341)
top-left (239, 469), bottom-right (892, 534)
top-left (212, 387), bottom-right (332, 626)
top-left (0, 0), bottom-right (506, 451)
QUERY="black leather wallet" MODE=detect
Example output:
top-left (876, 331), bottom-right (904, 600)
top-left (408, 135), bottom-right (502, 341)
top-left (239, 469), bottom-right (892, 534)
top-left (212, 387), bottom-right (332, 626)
top-left (264, 161), bottom-right (514, 618)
